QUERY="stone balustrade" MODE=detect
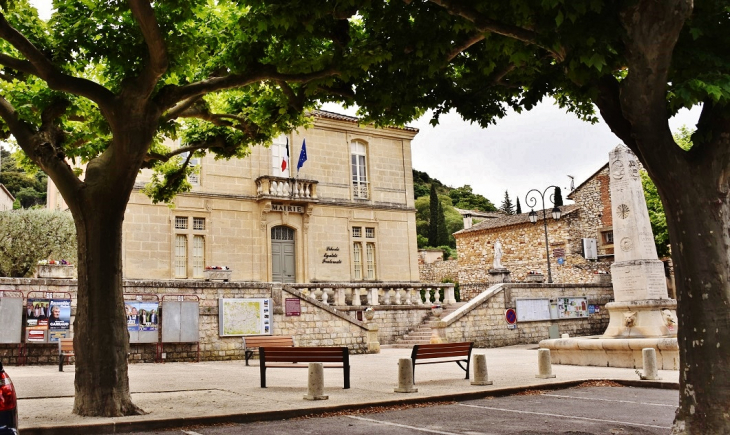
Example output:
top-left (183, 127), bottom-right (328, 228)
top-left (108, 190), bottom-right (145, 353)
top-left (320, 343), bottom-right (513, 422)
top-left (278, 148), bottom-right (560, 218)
top-left (255, 176), bottom-right (318, 200)
top-left (285, 282), bottom-right (456, 308)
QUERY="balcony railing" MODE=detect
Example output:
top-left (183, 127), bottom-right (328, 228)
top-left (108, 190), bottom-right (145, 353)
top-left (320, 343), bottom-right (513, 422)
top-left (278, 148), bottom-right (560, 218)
top-left (256, 176), bottom-right (318, 201)
top-left (285, 282), bottom-right (456, 307)
top-left (352, 181), bottom-right (369, 199)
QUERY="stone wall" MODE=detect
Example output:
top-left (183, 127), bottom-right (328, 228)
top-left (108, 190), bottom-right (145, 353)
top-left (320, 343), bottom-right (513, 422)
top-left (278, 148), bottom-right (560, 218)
top-left (568, 165), bottom-right (614, 256)
top-left (0, 278), bottom-right (370, 366)
top-left (442, 283), bottom-right (613, 347)
top-left (337, 306), bottom-right (431, 345)
top-left (418, 259), bottom-right (459, 283)
top-left (456, 215), bottom-right (612, 290)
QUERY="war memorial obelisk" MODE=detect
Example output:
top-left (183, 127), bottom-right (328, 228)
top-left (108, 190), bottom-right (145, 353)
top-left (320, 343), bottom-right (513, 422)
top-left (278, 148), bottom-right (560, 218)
top-left (540, 145), bottom-right (679, 369)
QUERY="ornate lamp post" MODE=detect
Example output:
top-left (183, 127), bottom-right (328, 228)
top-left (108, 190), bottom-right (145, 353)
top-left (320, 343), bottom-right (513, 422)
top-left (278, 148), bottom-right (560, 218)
top-left (525, 186), bottom-right (562, 283)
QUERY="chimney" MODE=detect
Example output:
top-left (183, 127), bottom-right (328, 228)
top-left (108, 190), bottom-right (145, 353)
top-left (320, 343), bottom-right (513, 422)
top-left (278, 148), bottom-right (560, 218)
top-left (463, 212), bottom-right (472, 230)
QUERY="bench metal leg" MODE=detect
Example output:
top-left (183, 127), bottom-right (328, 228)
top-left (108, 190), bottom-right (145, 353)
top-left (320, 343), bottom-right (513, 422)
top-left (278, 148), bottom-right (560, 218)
top-left (245, 350), bottom-right (253, 366)
top-left (59, 353), bottom-right (64, 372)
top-left (259, 349), bottom-right (267, 388)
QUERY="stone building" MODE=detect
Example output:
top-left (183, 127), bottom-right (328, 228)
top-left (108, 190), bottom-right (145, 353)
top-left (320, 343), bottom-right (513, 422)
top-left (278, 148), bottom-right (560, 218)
top-left (0, 183), bottom-right (14, 211)
top-left (48, 110), bottom-right (421, 283)
top-left (455, 166), bottom-right (615, 292)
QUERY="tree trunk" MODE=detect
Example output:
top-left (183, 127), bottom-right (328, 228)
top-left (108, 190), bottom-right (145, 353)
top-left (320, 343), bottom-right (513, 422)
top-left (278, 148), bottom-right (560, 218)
top-left (662, 138), bottom-right (730, 434)
top-left (70, 189), bottom-right (144, 416)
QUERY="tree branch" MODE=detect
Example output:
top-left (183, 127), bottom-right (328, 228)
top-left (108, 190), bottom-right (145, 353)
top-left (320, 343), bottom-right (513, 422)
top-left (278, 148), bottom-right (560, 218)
top-left (157, 65), bottom-right (339, 109)
top-left (127, 0), bottom-right (169, 100)
top-left (445, 31), bottom-right (485, 63)
top-left (0, 52), bottom-right (36, 75)
top-left (161, 96), bottom-right (203, 122)
top-left (428, 0), bottom-right (566, 61)
top-left (0, 13), bottom-right (114, 107)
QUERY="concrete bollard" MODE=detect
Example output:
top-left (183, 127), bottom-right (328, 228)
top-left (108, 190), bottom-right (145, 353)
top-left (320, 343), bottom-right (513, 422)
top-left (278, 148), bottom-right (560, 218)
top-left (394, 358), bottom-right (418, 393)
top-left (536, 348), bottom-right (556, 379)
top-left (642, 348), bottom-right (661, 380)
top-left (303, 363), bottom-right (328, 400)
top-left (471, 354), bottom-right (493, 386)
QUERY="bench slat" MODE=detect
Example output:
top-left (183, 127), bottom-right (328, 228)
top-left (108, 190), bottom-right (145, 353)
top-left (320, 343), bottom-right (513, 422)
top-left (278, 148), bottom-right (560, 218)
top-left (259, 346), bottom-right (350, 389)
top-left (410, 342), bottom-right (474, 383)
top-left (243, 335), bottom-right (294, 366)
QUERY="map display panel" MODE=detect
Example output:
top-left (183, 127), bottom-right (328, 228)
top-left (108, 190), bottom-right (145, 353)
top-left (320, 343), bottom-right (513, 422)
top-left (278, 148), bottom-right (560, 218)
top-left (219, 298), bottom-right (271, 336)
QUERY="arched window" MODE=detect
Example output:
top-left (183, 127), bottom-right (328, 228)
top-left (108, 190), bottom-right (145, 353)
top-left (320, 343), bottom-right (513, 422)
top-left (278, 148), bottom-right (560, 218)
top-left (350, 140), bottom-right (368, 199)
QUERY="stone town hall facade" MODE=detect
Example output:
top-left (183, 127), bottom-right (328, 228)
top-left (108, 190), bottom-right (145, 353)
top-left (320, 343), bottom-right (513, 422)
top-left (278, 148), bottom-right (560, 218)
top-left (48, 111), bottom-right (421, 283)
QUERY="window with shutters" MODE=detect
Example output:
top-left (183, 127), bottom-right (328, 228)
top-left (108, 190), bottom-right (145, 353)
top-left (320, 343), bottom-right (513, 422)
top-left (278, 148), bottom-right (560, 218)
top-left (192, 236), bottom-right (205, 278)
top-left (270, 134), bottom-right (290, 177)
top-left (353, 242), bottom-right (362, 280)
top-left (174, 235), bottom-right (187, 278)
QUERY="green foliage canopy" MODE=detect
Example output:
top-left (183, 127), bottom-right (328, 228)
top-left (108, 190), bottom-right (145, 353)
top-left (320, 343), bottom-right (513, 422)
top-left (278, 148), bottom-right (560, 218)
top-left (0, 209), bottom-right (76, 277)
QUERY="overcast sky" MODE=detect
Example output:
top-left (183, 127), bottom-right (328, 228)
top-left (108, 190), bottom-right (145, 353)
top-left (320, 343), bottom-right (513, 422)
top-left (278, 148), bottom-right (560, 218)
top-left (324, 101), bottom-right (700, 207)
top-left (27, 0), bottom-right (701, 207)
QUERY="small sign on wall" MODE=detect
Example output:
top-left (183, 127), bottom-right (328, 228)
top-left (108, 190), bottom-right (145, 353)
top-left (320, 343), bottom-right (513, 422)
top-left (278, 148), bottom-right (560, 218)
top-left (285, 298), bottom-right (301, 316)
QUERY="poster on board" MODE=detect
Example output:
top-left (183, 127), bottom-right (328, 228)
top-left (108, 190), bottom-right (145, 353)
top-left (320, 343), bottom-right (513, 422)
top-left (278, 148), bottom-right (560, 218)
top-left (557, 297), bottom-right (589, 318)
top-left (218, 298), bottom-right (271, 336)
top-left (125, 301), bottom-right (160, 332)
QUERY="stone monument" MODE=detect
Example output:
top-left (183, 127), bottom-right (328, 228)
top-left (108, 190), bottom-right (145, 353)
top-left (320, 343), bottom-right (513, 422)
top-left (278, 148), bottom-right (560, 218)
top-left (538, 145), bottom-right (678, 370)
top-left (602, 145), bottom-right (677, 338)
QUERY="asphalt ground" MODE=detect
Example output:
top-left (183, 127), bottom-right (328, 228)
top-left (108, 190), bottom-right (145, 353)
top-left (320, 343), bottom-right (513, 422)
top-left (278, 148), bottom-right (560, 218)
top-left (8, 346), bottom-right (680, 435)
top-left (126, 386), bottom-right (679, 435)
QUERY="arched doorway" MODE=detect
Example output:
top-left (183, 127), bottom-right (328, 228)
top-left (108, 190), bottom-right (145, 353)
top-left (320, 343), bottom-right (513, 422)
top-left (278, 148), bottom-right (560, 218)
top-left (271, 226), bottom-right (295, 283)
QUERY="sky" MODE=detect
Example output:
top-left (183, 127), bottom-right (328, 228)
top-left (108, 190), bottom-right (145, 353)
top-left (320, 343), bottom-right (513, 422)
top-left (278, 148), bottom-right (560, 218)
top-left (323, 101), bottom-right (700, 207)
top-left (26, 0), bottom-right (702, 207)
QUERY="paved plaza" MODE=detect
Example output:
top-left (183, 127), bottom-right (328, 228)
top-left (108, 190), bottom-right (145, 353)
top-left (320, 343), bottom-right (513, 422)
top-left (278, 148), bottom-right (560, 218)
top-left (9, 345), bottom-right (679, 434)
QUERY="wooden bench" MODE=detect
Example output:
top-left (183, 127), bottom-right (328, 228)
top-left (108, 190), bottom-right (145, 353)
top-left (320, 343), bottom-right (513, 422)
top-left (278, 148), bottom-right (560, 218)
top-left (58, 337), bottom-right (74, 372)
top-left (259, 346), bottom-right (350, 389)
top-left (243, 335), bottom-right (294, 366)
top-left (410, 342), bottom-right (473, 383)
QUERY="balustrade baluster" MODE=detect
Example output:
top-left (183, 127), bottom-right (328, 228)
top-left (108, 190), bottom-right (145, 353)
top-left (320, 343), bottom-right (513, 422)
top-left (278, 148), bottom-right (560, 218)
top-left (321, 288), bottom-right (329, 305)
top-left (270, 180), bottom-right (277, 195)
top-left (394, 288), bottom-right (402, 305)
top-left (351, 288), bottom-right (361, 306)
top-left (405, 288), bottom-right (413, 305)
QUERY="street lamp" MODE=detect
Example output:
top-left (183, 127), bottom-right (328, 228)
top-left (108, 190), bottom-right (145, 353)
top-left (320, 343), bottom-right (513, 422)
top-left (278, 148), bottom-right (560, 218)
top-left (525, 186), bottom-right (562, 283)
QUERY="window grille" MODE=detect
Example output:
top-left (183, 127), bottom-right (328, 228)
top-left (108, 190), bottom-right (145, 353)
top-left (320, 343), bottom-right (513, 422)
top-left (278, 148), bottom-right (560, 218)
top-left (192, 236), bottom-right (205, 278)
top-left (193, 217), bottom-right (206, 231)
top-left (271, 226), bottom-right (295, 241)
top-left (365, 227), bottom-right (375, 238)
top-left (175, 216), bottom-right (188, 229)
top-left (352, 227), bottom-right (362, 238)
top-left (604, 231), bottom-right (614, 244)
top-left (174, 235), bottom-right (187, 278)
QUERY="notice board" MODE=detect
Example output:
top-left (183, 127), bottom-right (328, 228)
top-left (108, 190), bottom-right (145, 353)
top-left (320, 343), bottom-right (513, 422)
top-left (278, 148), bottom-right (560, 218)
top-left (557, 297), bottom-right (589, 318)
top-left (219, 298), bottom-right (271, 336)
top-left (516, 298), bottom-right (552, 322)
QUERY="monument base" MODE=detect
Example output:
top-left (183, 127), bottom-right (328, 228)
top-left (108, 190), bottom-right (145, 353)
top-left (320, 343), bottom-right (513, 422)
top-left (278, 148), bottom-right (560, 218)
top-left (488, 268), bottom-right (511, 284)
top-left (602, 299), bottom-right (677, 338)
top-left (610, 259), bottom-right (667, 301)
top-left (539, 336), bottom-right (678, 370)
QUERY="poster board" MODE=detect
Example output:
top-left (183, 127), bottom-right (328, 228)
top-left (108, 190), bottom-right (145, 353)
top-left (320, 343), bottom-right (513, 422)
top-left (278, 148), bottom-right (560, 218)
top-left (25, 298), bottom-right (72, 343)
top-left (516, 298), bottom-right (552, 322)
top-left (0, 296), bottom-right (23, 343)
top-left (125, 301), bottom-right (160, 343)
top-left (218, 298), bottom-right (271, 336)
top-left (557, 297), bottom-right (589, 318)
top-left (161, 300), bottom-right (200, 343)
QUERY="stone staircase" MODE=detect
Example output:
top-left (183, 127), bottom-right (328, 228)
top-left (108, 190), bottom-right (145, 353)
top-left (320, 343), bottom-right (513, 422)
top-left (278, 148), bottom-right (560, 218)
top-left (384, 302), bottom-right (466, 348)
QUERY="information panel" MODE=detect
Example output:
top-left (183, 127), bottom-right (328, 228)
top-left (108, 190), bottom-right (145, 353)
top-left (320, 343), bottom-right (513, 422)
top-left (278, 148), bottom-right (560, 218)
top-left (219, 298), bottom-right (271, 336)
top-left (25, 298), bottom-right (72, 342)
top-left (125, 301), bottom-right (159, 343)
top-left (557, 297), bottom-right (589, 318)
top-left (516, 298), bottom-right (551, 322)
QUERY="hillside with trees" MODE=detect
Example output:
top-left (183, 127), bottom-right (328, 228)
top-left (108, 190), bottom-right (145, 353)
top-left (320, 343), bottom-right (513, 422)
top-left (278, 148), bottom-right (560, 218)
top-left (412, 169), bottom-right (497, 250)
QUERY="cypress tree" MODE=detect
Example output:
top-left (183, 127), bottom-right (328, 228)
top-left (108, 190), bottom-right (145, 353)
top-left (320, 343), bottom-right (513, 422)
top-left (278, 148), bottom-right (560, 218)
top-left (499, 190), bottom-right (515, 215)
top-left (437, 201), bottom-right (449, 246)
top-left (554, 187), bottom-right (564, 207)
top-left (516, 197), bottom-right (522, 214)
top-left (428, 184), bottom-right (439, 246)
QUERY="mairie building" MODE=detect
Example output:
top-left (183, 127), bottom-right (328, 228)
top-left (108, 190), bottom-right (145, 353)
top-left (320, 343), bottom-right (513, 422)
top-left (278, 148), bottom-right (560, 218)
top-left (48, 110), bottom-right (421, 283)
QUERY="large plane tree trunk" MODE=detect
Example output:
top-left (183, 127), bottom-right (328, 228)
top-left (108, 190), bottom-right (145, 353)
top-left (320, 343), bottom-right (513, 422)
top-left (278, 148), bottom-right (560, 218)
top-left (60, 120), bottom-right (154, 417)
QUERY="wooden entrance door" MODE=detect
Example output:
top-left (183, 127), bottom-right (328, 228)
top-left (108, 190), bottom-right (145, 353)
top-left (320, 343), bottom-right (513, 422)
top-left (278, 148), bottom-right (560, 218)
top-left (271, 226), bottom-right (295, 283)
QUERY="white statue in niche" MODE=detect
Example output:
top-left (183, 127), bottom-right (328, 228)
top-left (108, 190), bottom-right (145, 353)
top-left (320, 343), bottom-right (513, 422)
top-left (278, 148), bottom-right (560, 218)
top-left (493, 240), bottom-right (504, 269)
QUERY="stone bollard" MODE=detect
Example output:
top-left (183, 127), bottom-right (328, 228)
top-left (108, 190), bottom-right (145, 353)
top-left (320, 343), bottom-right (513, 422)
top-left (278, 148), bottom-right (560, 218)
top-left (471, 354), bottom-right (493, 386)
top-left (536, 349), bottom-right (556, 379)
top-left (641, 348), bottom-right (661, 380)
top-left (394, 358), bottom-right (418, 393)
top-left (303, 363), bottom-right (328, 400)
